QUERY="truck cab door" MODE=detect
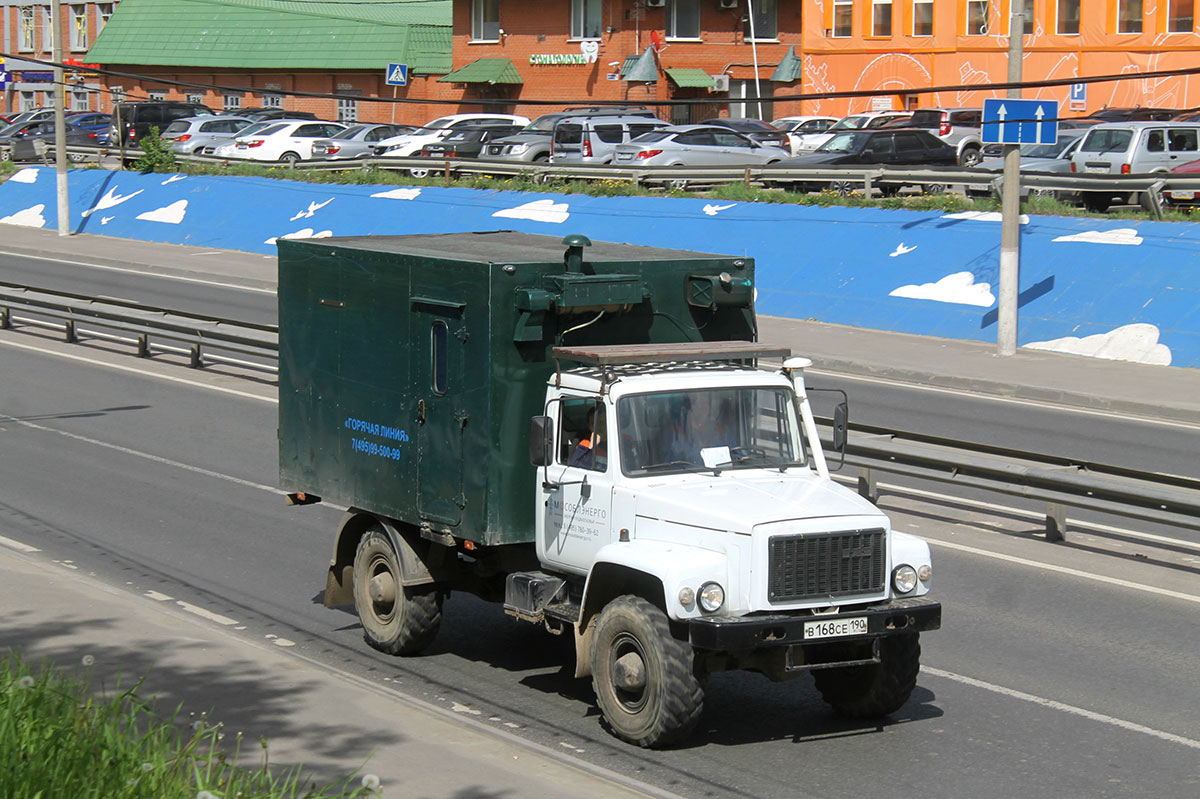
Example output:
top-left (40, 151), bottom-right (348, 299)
top-left (537, 397), bottom-right (614, 574)
top-left (411, 298), bottom-right (467, 527)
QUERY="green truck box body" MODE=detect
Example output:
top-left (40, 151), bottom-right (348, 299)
top-left (277, 231), bottom-right (757, 546)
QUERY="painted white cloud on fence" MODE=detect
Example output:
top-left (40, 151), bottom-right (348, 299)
top-left (371, 187), bottom-right (422, 200)
top-left (136, 200), bottom-right (188, 224)
top-left (264, 228), bottom-right (334, 245)
top-left (0, 204), bottom-right (47, 227)
top-left (493, 199), bottom-right (570, 224)
top-left (943, 210), bottom-right (1030, 224)
top-left (889, 271), bottom-right (995, 307)
top-left (1025, 323), bottom-right (1171, 365)
top-left (10, 168), bottom-right (39, 184)
top-left (1051, 228), bottom-right (1143, 246)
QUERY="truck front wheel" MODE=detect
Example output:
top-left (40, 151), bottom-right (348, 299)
top-left (590, 595), bottom-right (704, 748)
top-left (813, 632), bottom-right (921, 718)
top-left (353, 529), bottom-right (442, 656)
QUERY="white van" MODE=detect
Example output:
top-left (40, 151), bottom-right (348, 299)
top-left (1070, 121), bottom-right (1200, 211)
top-left (550, 115), bottom-right (669, 165)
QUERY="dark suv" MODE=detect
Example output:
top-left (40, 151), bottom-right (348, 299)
top-left (109, 102), bottom-right (214, 146)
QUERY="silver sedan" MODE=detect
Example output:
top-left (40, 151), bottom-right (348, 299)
top-left (312, 123), bottom-right (415, 160)
top-left (612, 124), bottom-right (788, 167)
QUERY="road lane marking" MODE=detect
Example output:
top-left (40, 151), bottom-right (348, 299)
top-left (0, 339), bottom-right (276, 403)
top-left (0, 533), bottom-right (41, 553)
top-left (175, 601), bottom-right (238, 626)
top-left (924, 667), bottom-right (1200, 751)
top-left (0, 249), bottom-right (276, 294)
top-left (924, 537), bottom-right (1200, 604)
top-left (808, 368), bottom-right (1200, 431)
top-left (0, 411), bottom-right (281, 495)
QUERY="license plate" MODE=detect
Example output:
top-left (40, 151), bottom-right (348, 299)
top-left (804, 616), bottom-right (868, 640)
top-left (1085, 165), bottom-right (1108, 174)
top-left (616, 153), bottom-right (633, 161)
top-left (1168, 190), bottom-right (1198, 200)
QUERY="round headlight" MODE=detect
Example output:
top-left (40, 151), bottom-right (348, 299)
top-left (918, 564), bottom-right (932, 584)
top-left (892, 565), bottom-right (918, 594)
top-left (698, 582), bottom-right (725, 613)
top-left (678, 586), bottom-right (695, 607)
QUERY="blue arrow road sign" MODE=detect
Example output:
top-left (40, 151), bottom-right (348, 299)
top-left (981, 98), bottom-right (1058, 145)
top-left (385, 63), bottom-right (409, 87)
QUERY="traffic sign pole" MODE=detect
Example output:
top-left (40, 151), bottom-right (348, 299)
top-left (998, 10), bottom-right (1024, 358)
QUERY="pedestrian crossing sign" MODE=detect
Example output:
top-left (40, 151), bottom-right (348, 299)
top-left (385, 63), bottom-right (409, 87)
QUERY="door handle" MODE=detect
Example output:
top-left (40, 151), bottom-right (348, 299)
top-left (417, 398), bottom-right (426, 424)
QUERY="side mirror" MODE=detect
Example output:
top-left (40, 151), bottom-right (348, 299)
top-left (529, 415), bottom-right (553, 466)
top-left (832, 401), bottom-right (849, 454)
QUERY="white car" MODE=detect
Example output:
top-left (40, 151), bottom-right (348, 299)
top-left (792, 111), bottom-right (911, 154)
top-left (772, 115), bottom-right (839, 155)
top-left (214, 119), bottom-right (346, 164)
top-left (374, 113), bottom-right (530, 157)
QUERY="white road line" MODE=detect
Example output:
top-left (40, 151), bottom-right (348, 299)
top-left (924, 667), bottom-right (1200, 751)
top-left (0, 533), bottom-right (41, 553)
top-left (175, 601), bottom-right (239, 626)
top-left (924, 537), bottom-right (1200, 604)
top-left (0, 338), bottom-right (276, 403)
top-left (0, 411), bottom-right (281, 495)
top-left (808, 368), bottom-right (1200, 431)
top-left (0, 250), bottom-right (276, 294)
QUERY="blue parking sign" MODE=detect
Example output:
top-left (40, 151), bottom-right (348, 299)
top-left (385, 63), bottom-right (409, 87)
top-left (981, 98), bottom-right (1058, 145)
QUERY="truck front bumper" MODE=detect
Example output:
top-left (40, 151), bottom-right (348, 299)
top-left (687, 596), bottom-right (941, 651)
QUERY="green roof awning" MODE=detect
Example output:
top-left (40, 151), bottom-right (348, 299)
top-left (622, 47), bottom-right (658, 83)
top-left (86, 0), bottom-right (452, 72)
top-left (665, 68), bottom-right (714, 89)
top-left (770, 45), bottom-right (803, 83)
top-left (437, 57), bottom-right (523, 85)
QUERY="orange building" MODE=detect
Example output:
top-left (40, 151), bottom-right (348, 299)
top-left (444, 0), bottom-right (1200, 121)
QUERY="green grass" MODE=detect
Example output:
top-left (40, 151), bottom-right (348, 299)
top-left (0, 651), bottom-right (381, 799)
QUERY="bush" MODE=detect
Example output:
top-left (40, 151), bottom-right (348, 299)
top-left (0, 651), bottom-right (380, 799)
top-left (132, 126), bottom-right (178, 174)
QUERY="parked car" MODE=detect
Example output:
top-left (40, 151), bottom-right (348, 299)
top-left (109, 101), bottom-right (215, 147)
top-left (221, 119), bottom-right (347, 164)
top-left (409, 123), bottom-right (525, 176)
top-left (1086, 107), bottom-right (1181, 123)
top-left (772, 116), bottom-right (839, 155)
top-left (966, 132), bottom-right (1085, 198)
top-left (906, 107), bottom-right (984, 166)
top-left (3, 120), bottom-right (99, 163)
top-left (1059, 117), bottom-right (1102, 130)
top-left (696, 117), bottom-right (791, 151)
top-left (612, 124), bottom-right (788, 188)
top-left (312, 123), bottom-right (415, 160)
top-left (1171, 109), bottom-right (1200, 123)
top-left (1163, 157), bottom-right (1200, 206)
top-left (65, 112), bottom-right (111, 143)
top-left (375, 114), bottom-right (530, 157)
top-left (0, 109), bottom-right (57, 139)
top-left (161, 115), bottom-right (254, 154)
top-left (550, 115), bottom-right (671, 164)
top-left (791, 111), bottom-right (911, 153)
top-left (781, 128), bottom-right (959, 195)
top-left (484, 106), bottom-right (656, 163)
top-left (1070, 121), bottom-right (1200, 211)
top-left (209, 121), bottom-right (279, 157)
top-left (238, 108), bottom-right (319, 122)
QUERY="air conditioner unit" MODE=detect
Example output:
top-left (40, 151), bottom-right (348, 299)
top-left (645, 0), bottom-right (666, 7)
top-left (718, 0), bottom-right (738, 9)
top-left (711, 74), bottom-right (730, 93)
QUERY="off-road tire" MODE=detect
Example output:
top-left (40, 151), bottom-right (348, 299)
top-left (1081, 192), bottom-right (1111, 213)
top-left (591, 595), bottom-right (704, 748)
top-left (353, 529), bottom-right (442, 656)
top-left (960, 146), bottom-right (982, 168)
top-left (280, 151), bottom-right (301, 166)
top-left (813, 632), bottom-right (921, 718)
top-left (408, 167), bottom-right (431, 179)
top-left (829, 180), bottom-right (858, 196)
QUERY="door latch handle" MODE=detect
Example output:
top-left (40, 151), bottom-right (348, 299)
top-left (417, 398), bottom-right (426, 424)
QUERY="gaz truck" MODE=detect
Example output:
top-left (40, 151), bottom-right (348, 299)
top-left (277, 231), bottom-right (940, 748)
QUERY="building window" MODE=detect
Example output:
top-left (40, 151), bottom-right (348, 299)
top-left (871, 0), bottom-right (892, 35)
top-left (186, 93), bottom-right (204, 105)
top-left (19, 91), bottom-right (36, 111)
top-left (71, 89), bottom-right (89, 110)
top-left (831, 0), bottom-right (852, 36)
top-left (1169, 0), bottom-right (1194, 31)
top-left (18, 7), bottom-right (35, 50)
top-left (729, 79), bottom-right (773, 121)
top-left (223, 94), bottom-right (242, 111)
top-left (110, 85), bottom-right (125, 103)
top-left (1118, 0), bottom-right (1143, 31)
top-left (337, 98), bottom-right (359, 123)
top-left (70, 5), bottom-right (88, 50)
top-left (471, 0), bottom-right (499, 41)
top-left (1057, 0), bottom-right (1080, 32)
top-left (99, 3), bottom-right (113, 29)
top-left (1011, 0), bottom-right (1033, 34)
top-left (913, 0), bottom-right (933, 34)
top-left (667, 0), bottom-right (701, 38)
top-left (42, 6), bottom-right (54, 51)
top-left (148, 91), bottom-right (166, 101)
top-left (571, 0), bottom-right (602, 39)
top-left (262, 93), bottom-right (283, 109)
top-left (745, 0), bottom-right (778, 40)
top-left (967, 0), bottom-right (990, 34)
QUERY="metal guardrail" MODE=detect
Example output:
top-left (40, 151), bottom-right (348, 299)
top-left (1, 281), bottom-right (1194, 547)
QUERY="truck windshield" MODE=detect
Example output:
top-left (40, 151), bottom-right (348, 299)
top-left (617, 387), bottom-right (807, 476)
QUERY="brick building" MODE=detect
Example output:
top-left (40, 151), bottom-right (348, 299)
top-left (1, 1), bottom-right (116, 114)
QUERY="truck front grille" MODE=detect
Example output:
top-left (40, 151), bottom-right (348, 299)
top-left (768, 529), bottom-right (885, 603)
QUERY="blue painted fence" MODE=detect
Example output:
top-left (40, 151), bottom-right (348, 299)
top-left (2, 166), bottom-right (1197, 367)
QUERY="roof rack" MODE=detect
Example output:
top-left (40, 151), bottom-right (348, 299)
top-left (551, 341), bottom-right (789, 387)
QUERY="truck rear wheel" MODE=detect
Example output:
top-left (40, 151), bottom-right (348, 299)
top-left (813, 632), bottom-right (921, 718)
top-left (353, 529), bottom-right (442, 656)
top-left (590, 595), bottom-right (703, 748)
